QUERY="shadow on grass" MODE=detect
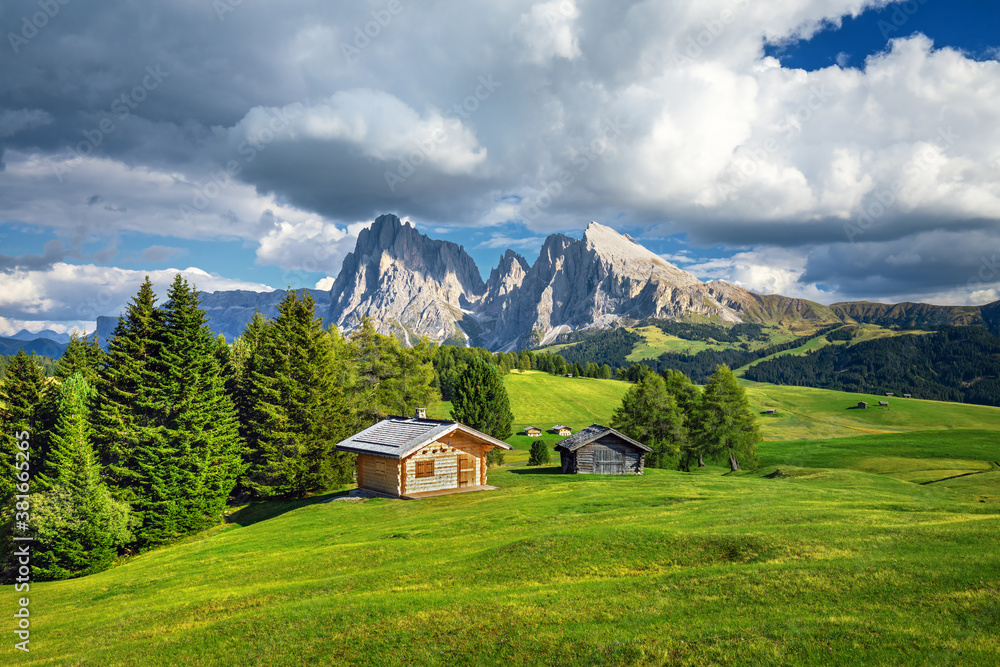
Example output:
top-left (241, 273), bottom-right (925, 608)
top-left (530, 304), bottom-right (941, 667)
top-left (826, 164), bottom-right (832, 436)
top-left (225, 488), bottom-right (352, 528)
top-left (509, 466), bottom-right (564, 475)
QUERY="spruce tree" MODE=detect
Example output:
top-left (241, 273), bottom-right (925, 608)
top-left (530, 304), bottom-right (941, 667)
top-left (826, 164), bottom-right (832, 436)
top-left (32, 373), bottom-right (131, 580)
top-left (450, 357), bottom-right (513, 465)
top-left (153, 275), bottom-right (245, 533)
top-left (0, 351), bottom-right (48, 504)
top-left (242, 291), bottom-right (352, 497)
top-left (56, 332), bottom-right (104, 384)
top-left (611, 374), bottom-right (687, 468)
top-left (528, 439), bottom-right (551, 466)
top-left (695, 364), bottom-right (761, 471)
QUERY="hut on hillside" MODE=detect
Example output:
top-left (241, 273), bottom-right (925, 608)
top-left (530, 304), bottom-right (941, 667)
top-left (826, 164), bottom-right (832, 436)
top-left (551, 424), bottom-right (572, 436)
top-left (333, 410), bottom-right (511, 499)
top-left (903, 393), bottom-right (912, 398)
top-left (555, 424), bottom-right (651, 475)
top-left (765, 408), bottom-right (777, 415)
top-left (524, 426), bottom-right (543, 437)
top-left (878, 400), bottom-right (889, 407)
top-left (857, 401), bottom-right (868, 409)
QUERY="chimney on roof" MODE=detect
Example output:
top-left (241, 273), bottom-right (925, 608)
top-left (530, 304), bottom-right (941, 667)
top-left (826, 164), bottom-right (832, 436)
top-left (415, 407), bottom-right (427, 419)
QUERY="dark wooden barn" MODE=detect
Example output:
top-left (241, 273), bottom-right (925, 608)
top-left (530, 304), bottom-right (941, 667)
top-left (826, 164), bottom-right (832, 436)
top-left (554, 424), bottom-right (651, 475)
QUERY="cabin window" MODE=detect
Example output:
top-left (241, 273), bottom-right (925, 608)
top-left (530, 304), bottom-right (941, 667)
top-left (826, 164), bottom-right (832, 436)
top-left (416, 460), bottom-right (435, 478)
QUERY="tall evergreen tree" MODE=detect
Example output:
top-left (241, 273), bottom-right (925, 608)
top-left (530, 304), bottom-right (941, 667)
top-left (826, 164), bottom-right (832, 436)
top-left (153, 275), bottom-right (245, 533)
top-left (0, 351), bottom-right (48, 504)
top-left (610, 374), bottom-right (687, 468)
top-left (242, 291), bottom-right (352, 497)
top-left (32, 373), bottom-right (131, 580)
top-left (56, 332), bottom-right (104, 384)
top-left (450, 357), bottom-right (513, 465)
top-left (92, 277), bottom-right (163, 499)
top-left (695, 364), bottom-right (761, 471)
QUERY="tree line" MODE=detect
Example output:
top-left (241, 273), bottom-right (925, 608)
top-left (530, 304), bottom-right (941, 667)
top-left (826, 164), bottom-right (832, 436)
top-left (0, 276), bottom-right (444, 582)
top-left (610, 364), bottom-right (761, 473)
top-left (744, 326), bottom-right (1000, 406)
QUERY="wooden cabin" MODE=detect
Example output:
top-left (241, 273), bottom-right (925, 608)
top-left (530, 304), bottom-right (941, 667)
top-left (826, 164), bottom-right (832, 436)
top-left (552, 424), bottom-right (572, 436)
top-left (524, 426), bottom-right (543, 437)
top-left (885, 392), bottom-right (894, 397)
top-left (555, 424), bottom-right (651, 475)
top-left (333, 410), bottom-right (511, 499)
top-left (878, 400), bottom-right (889, 407)
top-left (903, 393), bottom-right (912, 398)
top-left (765, 408), bottom-right (777, 415)
top-left (857, 401), bottom-right (868, 409)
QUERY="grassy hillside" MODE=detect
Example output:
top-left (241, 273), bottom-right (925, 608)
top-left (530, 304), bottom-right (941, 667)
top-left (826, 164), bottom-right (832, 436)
top-left (9, 463), bottom-right (999, 665)
top-left (10, 374), bottom-right (998, 665)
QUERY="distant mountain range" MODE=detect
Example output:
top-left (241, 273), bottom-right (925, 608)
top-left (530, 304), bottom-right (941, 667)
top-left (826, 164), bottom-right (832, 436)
top-left (8, 213), bottom-right (1000, 356)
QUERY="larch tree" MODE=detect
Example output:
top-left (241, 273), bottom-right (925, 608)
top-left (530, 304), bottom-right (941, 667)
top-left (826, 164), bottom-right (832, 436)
top-left (695, 364), bottom-right (761, 471)
top-left (610, 373), bottom-right (687, 469)
top-left (661, 369), bottom-right (704, 470)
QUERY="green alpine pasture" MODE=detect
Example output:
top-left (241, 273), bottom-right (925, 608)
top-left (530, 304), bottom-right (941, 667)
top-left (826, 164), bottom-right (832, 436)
top-left (6, 374), bottom-right (1000, 665)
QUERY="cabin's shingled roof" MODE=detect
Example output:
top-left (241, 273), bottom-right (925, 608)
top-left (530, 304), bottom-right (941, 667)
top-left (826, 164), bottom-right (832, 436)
top-left (334, 415), bottom-right (511, 459)
top-left (554, 424), bottom-right (652, 453)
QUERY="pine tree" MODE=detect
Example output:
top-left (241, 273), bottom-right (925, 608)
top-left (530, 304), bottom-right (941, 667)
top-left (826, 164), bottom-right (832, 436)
top-left (242, 291), bottom-right (352, 497)
top-left (610, 374), bottom-right (687, 468)
top-left (450, 358), bottom-right (513, 466)
top-left (695, 364), bottom-right (761, 471)
top-left (32, 373), bottom-right (131, 580)
top-left (56, 332), bottom-right (104, 384)
top-left (0, 351), bottom-right (48, 504)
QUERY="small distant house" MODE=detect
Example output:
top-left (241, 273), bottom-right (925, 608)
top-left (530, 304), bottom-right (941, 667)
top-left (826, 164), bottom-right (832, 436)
top-left (555, 424), bottom-right (651, 475)
top-left (524, 426), bottom-right (543, 437)
top-left (878, 400), bottom-right (889, 407)
top-left (765, 408), bottom-right (777, 415)
top-left (885, 392), bottom-right (894, 397)
top-left (903, 393), bottom-right (912, 398)
top-left (857, 401), bottom-right (868, 409)
top-left (551, 424), bottom-right (573, 436)
top-left (564, 374), bottom-right (574, 378)
top-left (333, 409), bottom-right (512, 499)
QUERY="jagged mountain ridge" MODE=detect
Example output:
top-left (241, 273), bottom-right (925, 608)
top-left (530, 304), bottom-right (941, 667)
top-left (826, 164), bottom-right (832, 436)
top-left (63, 214), bottom-right (998, 353)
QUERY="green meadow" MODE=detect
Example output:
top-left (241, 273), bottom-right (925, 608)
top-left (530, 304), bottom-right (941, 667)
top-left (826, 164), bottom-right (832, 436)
top-left (6, 373), bottom-right (1000, 665)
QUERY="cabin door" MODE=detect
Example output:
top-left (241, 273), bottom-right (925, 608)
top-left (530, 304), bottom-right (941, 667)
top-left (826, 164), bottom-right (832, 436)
top-left (593, 445), bottom-right (624, 475)
top-left (457, 453), bottom-right (475, 487)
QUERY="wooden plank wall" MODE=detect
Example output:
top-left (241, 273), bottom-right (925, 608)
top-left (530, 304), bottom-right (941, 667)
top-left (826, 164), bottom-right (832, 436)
top-left (402, 436), bottom-right (488, 494)
top-left (357, 454), bottom-right (402, 495)
top-left (576, 437), bottom-right (644, 475)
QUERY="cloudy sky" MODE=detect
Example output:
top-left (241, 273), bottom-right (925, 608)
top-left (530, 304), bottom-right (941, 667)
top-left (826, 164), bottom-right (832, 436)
top-left (1, 0), bottom-right (999, 335)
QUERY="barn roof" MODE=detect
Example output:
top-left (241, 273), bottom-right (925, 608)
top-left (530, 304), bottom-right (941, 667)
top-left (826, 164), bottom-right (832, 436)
top-left (554, 424), bottom-right (652, 453)
top-left (552, 424), bottom-right (570, 430)
top-left (333, 416), bottom-right (511, 459)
